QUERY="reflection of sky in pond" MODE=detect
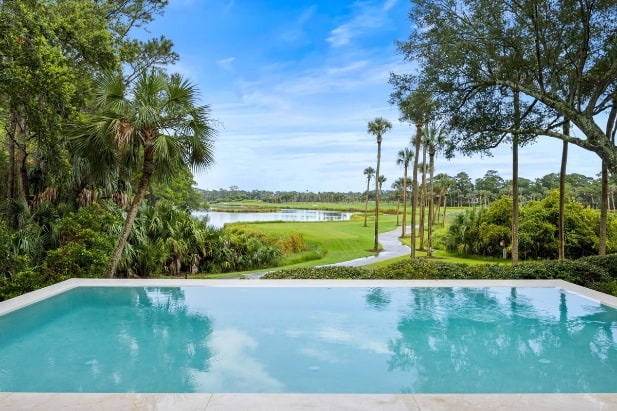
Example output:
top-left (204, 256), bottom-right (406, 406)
top-left (193, 209), bottom-right (354, 228)
top-left (0, 286), bottom-right (616, 393)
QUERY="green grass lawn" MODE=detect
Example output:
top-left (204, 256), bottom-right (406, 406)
top-left (231, 213), bottom-right (399, 269)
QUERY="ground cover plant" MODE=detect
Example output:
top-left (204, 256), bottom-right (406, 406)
top-left (262, 256), bottom-right (617, 297)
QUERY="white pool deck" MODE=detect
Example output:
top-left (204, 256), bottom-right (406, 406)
top-left (1, 278), bottom-right (617, 411)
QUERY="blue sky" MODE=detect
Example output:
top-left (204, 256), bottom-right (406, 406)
top-left (144, 0), bottom-right (602, 192)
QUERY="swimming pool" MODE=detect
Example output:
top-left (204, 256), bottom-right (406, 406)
top-left (1, 279), bottom-right (616, 395)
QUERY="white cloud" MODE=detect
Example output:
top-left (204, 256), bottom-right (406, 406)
top-left (326, 2), bottom-right (391, 47)
top-left (327, 25), bottom-right (354, 47)
top-left (190, 328), bottom-right (285, 392)
top-left (216, 57), bottom-right (236, 72)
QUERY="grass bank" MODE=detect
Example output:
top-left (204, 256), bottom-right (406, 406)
top-left (230, 213), bottom-right (399, 269)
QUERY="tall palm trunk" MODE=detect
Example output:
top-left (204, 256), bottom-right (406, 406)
top-left (364, 176), bottom-right (371, 227)
top-left (427, 146), bottom-right (435, 257)
top-left (401, 166), bottom-right (408, 238)
top-left (411, 123), bottom-right (422, 258)
top-left (106, 144), bottom-right (155, 278)
top-left (419, 148), bottom-right (427, 250)
top-left (395, 192), bottom-right (400, 226)
top-left (374, 138), bottom-right (382, 252)
top-left (442, 193), bottom-right (448, 228)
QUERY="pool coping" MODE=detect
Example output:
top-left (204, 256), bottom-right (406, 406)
top-left (1, 278), bottom-right (617, 410)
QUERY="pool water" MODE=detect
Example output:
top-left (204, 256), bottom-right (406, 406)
top-left (1, 286), bottom-right (616, 393)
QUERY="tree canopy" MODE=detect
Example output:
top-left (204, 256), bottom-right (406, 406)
top-left (392, 0), bottom-right (617, 168)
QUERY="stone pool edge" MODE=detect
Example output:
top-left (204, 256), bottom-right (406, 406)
top-left (1, 278), bottom-right (617, 410)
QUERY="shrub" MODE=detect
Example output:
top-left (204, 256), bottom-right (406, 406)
top-left (263, 266), bottom-right (372, 279)
top-left (577, 254), bottom-right (617, 280)
top-left (262, 257), bottom-right (615, 297)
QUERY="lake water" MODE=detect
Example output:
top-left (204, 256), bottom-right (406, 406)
top-left (193, 209), bottom-right (354, 228)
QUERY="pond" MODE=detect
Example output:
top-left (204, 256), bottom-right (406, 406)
top-left (193, 208), bottom-right (354, 228)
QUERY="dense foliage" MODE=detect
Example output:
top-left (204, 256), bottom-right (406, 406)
top-left (0, 200), bottom-right (301, 300)
top-left (444, 192), bottom-right (617, 260)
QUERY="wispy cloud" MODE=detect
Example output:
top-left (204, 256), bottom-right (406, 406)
top-left (216, 57), bottom-right (236, 72)
top-left (280, 4), bottom-right (318, 43)
top-left (327, 25), bottom-right (354, 47)
top-left (327, 1), bottom-right (392, 47)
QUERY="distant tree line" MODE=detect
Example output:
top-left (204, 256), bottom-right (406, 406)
top-left (201, 169), bottom-right (617, 210)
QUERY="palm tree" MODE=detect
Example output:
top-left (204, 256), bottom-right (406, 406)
top-left (399, 91), bottom-right (434, 258)
top-left (423, 123), bottom-right (447, 257)
top-left (363, 167), bottom-right (375, 227)
top-left (396, 147), bottom-right (413, 238)
top-left (391, 178), bottom-right (404, 226)
top-left (75, 70), bottom-right (216, 278)
top-left (434, 173), bottom-right (453, 226)
top-left (419, 156), bottom-right (427, 251)
top-left (378, 175), bottom-right (387, 194)
top-left (368, 118), bottom-right (392, 252)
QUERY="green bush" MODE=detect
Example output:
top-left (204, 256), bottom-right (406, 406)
top-left (263, 256), bottom-right (616, 297)
top-left (263, 266), bottom-right (372, 279)
top-left (577, 254), bottom-right (617, 280)
top-left (0, 266), bottom-right (42, 301)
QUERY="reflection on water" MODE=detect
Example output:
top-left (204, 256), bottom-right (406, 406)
top-left (387, 287), bottom-right (617, 393)
top-left (193, 209), bottom-right (354, 228)
top-left (0, 287), bottom-right (213, 393)
top-left (0, 287), bottom-right (616, 393)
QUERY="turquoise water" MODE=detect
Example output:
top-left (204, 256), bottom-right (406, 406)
top-left (1, 286), bottom-right (616, 393)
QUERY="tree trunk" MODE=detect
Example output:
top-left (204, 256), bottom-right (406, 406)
top-left (442, 193), bottom-right (448, 228)
top-left (106, 145), bottom-right (155, 278)
top-left (374, 139), bottom-right (382, 252)
top-left (410, 123), bottom-right (422, 258)
top-left (364, 177), bottom-right (370, 227)
top-left (419, 146), bottom-right (427, 250)
top-left (396, 194), bottom-right (400, 226)
top-left (600, 163), bottom-right (608, 255)
top-left (511, 89), bottom-right (520, 266)
top-left (427, 149), bottom-right (435, 257)
top-left (15, 113), bottom-right (29, 201)
top-left (559, 125), bottom-right (569, 261)
top-left (401, 166), bottom-right (408, 238)
top-left (433, 188), bottom-right (443, 224)
top-left (6, 112), bottom-right (16, 201)
top-left (600, 101), bottom-right (617, 256)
